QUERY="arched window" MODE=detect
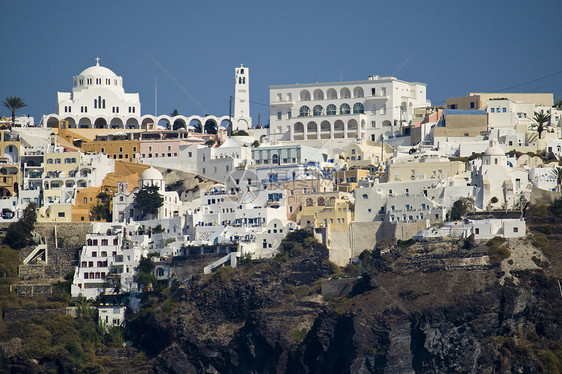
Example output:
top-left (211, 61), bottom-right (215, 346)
top-left (272, 154), bottom-right (279, 164)
top-left (94, 99), bottom-right (97, 109)
top-left (102, 99), bottom-right (105, 109)
top-left (313, 105), bottom-right (323, 116)
top-left (240, 68), bottom-right (244, 74)
top-left (340, 87), bottom-right (351, 99)
top-left (326, 104), bottom-right (337, 115)
top-left (313, 89), bottom-right (324, 100)
top-left (300, 90), bottom-right (311, 101)
top-left (340, 103), bottom-right (351, 115)
top-left (353, 103), bottom-right (364, 114)
top-left (243, 77), bottom-right (245, 84)
top-left (327, 88), bottom-right (337, 99)
top-left (353, 87), bottom-right (364, 98)
top-left (299, 106), bottom-right (310, 117)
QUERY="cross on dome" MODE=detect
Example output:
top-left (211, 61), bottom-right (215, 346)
top-left (95, 57), bottom-right (100, 66)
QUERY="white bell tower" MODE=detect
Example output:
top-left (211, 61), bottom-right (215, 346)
top-left (233, 65), bottom-right (252, 131)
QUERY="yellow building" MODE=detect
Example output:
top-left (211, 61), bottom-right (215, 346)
top-left (432, 110), bottom-right (488, 138)
top-left (265, 178), bottom-right (334, 222)
top-left (42, 204), bottom-right (73, 223)
top-left (80, 134), bottom-right (140, 163)
top-left (0, 131), bottom-right (21, 198)
top-left (334, 169), bottom-right (371, 192)
top-left (340, 141), bottom-right (393, 171)
top-left (446, 93), bottom-right (553, 110)
top-left (387, 157), bottom-right (465, 182)
top-left (71, 161), bottom-right (149, 222)
top-left (296, 191), bottom-right (351, 227)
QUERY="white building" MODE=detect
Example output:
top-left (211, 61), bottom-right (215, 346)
top-left (415, 218), bottom-right (526, 240)
top-left (233, 65), bottom-right (252, 130)
top-left (471, 140), bottom-right (530, 210)
top-left (41, 59), bottom-right (238, 130)
top-left (112, 167), bottom-right (181, 223)
top-left (71, 224), bottom-right (150, 299)
top-left (269, 75), bottom-right (430, 142)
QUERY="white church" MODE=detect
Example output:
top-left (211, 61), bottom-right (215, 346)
top-left (41, 58), bottom-right (252, 132)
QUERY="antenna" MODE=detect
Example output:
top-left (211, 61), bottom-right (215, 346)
top-left (155, 76), bottom-right (158, 116)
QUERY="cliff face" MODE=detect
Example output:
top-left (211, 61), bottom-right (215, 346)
top-left (131, 235), bottom-right (562, 374)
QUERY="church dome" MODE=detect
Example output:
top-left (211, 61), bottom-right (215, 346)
top-left (79, 58), bottom-right (118, 78)
top-left (140, 167), bottom-right (163, 181)
top-left (484, 139), bottom-right (505, 156)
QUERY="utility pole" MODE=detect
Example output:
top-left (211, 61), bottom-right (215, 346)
top-left (228, 96), bottom-right (233, 136)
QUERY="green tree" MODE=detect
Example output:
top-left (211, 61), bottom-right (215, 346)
top-left (252, 140), bottom-right (260, 148)
top-left (3, 202), bottom-right (37, 249)
top-left (134, 255), bottom-right (157, 291)
top-left (204, 121), bottom-right (217, 134)
top-left (449, 197), bottom-right (474, 221)
top-left (232, 130), bottom-right (249, 136)
top-left (170, 109), bottom-right (179, 117)
top-left (533, 111), bottom-right (551, 139)
top-left (133, 185), bottom-right (163, 220)
top-left (2, 96), bottom-right (27, 129)
top-left (90, 191), bottom-right (112, 221)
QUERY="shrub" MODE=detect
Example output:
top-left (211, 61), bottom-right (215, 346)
top-left (289, 328), bottom-right (308, 342)
top-left (397, 238), bottom-right (416, 248)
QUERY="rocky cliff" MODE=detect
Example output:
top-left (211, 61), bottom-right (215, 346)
top-left (128, 231), bottom-right (562, 373)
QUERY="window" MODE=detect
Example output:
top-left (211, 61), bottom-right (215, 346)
top-left (340, 103), bottom-right (351, 115)
top-left (57, 212), bottom-right (65, 218)
top-left (353, 103), bottom-right (364, 114)
top-left (277, 111), bottom-right (282, 120)
top-left (299, 106), bottom-right (310, 117)
top-left (475, 228), bottom-right (480, 234)
top-left (101, 239), bottom-right (108, 246)
top-left (503, 108), bottom-right (507, 113)
top-left (470, 102), bottom-right (475, 109)
top-left (326, 104), bottom-right (337, 116)
top-left (313, 105), bottom-right (323, 116)
top-left (513, 227), bottom-right (519, 233)
top-left (491, 108), bottom-right (495, 113)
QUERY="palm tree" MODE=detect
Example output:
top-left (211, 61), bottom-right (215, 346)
top-left (552, 166), bottom-right (562, 192)
top-left (2, 96), bottom-right (27, 129)
top-left (170, 109), bottom-right (179, 117)
top-left (533, 111), bottom-right (550, 139)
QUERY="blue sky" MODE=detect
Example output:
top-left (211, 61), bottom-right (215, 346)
top-left (1, 0), bottom-right (561, 124)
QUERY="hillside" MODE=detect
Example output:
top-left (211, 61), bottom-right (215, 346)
top-left (0, 221), bottom-right (560, 373)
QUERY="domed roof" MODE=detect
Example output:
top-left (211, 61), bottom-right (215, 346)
top-left (79, 58), bottom-right (118, 77)
top-left (140, 167), bottom-right (163, 181)
top-left (484, 139), bottom-right (505, 156)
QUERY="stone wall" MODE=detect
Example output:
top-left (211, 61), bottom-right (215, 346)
top-left (14, 284), bottom-right (53, 298)
top-left (18, 264), bottom-right (45, 280)
top-left (349, 221), bottom-right (382, 257)
top-left (321, 277), bottom-right (358, 298)
top-left (2, 308), bottom-right (68, 322)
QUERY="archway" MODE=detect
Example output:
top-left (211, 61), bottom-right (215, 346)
top-left (204, 119), bottom-right (218, 134)
top-left (110, 118), bottom-right (123, 129)
top-left (189, 119), bottom-right (202, 133)
top-left (46, 117), bottom-right (59, 128)
top-left (94, 118), bottom-right (107, 129)
top-left (126, 118), bottom-right (140, 129)
top-left (173, 118), bottom-right (186, 130)
top-left (157, 118), bottom-right (171, 130)
top-left (78, 117), bottom-right (92, 128)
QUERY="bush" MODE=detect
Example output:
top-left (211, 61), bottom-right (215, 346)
top-left (397, 238), bottom-right (416, 248)
top-left (550, 198), bottom-right (562, 217)
top-left (289, 328), bottom-right (308, 342)
top-left (487, 237), bottom-right (510, 264)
